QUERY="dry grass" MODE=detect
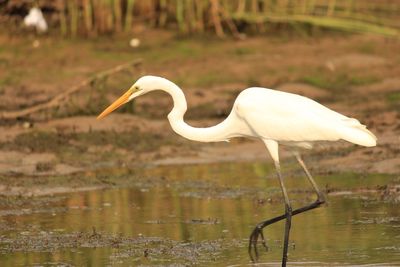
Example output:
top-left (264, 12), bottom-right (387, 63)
top-left (2, 0), bottom-right (400, 37)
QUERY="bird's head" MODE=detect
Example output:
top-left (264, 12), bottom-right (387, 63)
top-left (97, 75), bottom-right (161, 119)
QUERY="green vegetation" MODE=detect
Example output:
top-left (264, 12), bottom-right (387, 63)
top-left (0, 74), bottom-right (18, 89)
top-left (386, 91), bottom-right (400, 103)
top-left (233, 13), bottom-right (400, 37)
top-left (231, 47), bottom-right (254, 56)
top-left (302, 71), bottom-right (380, 91)
top-left (386, 91), bottom-right (400, 111)
top-left (356, 43), bottom-right (377, 55)
top-left (191, 71), bottom-right (236, 88)
top-left (3, 0), bottom-right (400, 37)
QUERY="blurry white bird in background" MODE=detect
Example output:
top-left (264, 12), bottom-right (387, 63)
top-left (24, 7), bottom-right (48, 33)
top-left (97, 75), bottom-right (377, 266)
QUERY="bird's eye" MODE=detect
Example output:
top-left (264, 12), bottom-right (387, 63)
top-left (133, 86), bottom-right (140, 91)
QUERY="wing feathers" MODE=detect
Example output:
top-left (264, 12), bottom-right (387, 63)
top-left (235, 88), bottom-right (377, 147)
top-left (339, 118), bottom-right (377, 147)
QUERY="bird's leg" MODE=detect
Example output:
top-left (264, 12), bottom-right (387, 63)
top-left (295, 154), bottom-right (325, 204)
top-left (248, 155), bottom-right (326, 263)
top-left (248, 222), bottom-right (268, 261)
top-left (249, 162), bottom-right (293, 266)
top-left (275, 162), bottom-right (292, 267)
top-left (249, 198), bottom-right (324, 261)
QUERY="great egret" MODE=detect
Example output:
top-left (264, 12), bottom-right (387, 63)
top-left (97, 75), bottom-right (377, 266)
top-left (24, 7), bottom-right (48, 33)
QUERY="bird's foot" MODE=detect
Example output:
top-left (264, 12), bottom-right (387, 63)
top-left (247, 199), bottom-right (325, 262)
top-left (248, 224), bottom-right (268, 262)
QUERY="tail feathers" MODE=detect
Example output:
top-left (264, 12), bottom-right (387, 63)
top-left (339, 119), bottom-right (377, 147)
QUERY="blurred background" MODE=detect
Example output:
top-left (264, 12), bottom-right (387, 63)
top-left (0, 0), bottom-right (400, 266)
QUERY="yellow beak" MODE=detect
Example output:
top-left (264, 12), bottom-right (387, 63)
top-left (97, 89), bottom-right (133, 119)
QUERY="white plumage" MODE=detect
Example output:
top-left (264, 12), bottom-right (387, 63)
top-left (232, 87), bottom-right (376, 148)
top-left (24, 7), bottom-right (48, 32)
top-left (97, 75), bottom-right (377, 266)
top-left (98, 75), bottom-right (376, 160)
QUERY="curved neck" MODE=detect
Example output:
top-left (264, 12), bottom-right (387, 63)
top-left (158, 79), bottom-right (232, 142)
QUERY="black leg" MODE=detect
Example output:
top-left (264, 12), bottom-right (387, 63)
top-left (248, 198), bottom-right (324, 261)
top-left (295, 154), bottom-right (325, 203)
top-left (248, 156), bottom-right (326, 264)
top-left (275, 162), bottom-right (291, 267)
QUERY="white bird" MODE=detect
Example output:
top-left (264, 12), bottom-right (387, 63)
top-left (24, 7), bottom-right (48, 33)
top-left (97, 75), bottom-right (377, 266)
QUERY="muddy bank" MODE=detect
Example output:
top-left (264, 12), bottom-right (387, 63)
top-left (0, 33), bottom-right (399, 204)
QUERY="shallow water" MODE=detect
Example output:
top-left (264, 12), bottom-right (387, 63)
top-left (1, 162), bottom-right (400, 266)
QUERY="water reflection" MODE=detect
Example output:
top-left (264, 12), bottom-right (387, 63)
top-left (1, 162), bottom-right (400, 266)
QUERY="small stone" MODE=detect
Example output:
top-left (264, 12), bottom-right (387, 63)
top-left (129, 38), bottom-right (140, 48)
top-left (325, 61), bottom-right (335, 72)
top-left (22, 121), bottom-right (32, 129)
top-left (32, 40), bottom-right (40, 48)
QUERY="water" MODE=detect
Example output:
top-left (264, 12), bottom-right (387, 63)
top-left (0, 162), bottom-right (399, 266)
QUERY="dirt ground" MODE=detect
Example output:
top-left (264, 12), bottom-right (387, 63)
top-left (0, 30), bottom-right (399, 196)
